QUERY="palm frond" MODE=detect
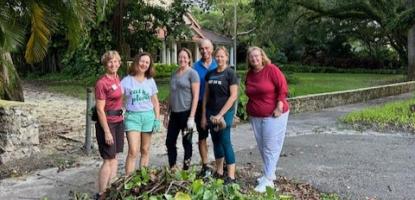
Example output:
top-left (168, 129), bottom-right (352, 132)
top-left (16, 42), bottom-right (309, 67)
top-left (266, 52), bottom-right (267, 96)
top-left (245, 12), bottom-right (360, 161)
top-left (96, 0), bottom-right (110, 24)
top-left (25, 2), bottom-right (56, 64)
top-left (388, 6), bottom-right (415, 31)
top-left (0, 5), bottom-right (24, 52)
top-left (58, 0), bottom-right (94, 51)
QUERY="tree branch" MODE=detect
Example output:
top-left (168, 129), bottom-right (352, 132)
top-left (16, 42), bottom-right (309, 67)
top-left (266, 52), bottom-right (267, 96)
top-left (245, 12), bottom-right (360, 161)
top-left (236, 27), bottom-right (256, 36)
top-left (295, 0), bottom-right (383, 24)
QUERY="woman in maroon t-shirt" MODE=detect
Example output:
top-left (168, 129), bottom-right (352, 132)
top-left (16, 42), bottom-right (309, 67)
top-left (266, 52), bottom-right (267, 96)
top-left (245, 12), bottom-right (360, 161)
top-left (245, 46), bottom-right (289, 193)
top-left (94, 50), bottom-right (124, 199)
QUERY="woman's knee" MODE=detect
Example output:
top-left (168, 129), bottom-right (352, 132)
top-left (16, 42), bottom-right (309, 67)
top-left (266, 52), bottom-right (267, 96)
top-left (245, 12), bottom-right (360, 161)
top-left (165, 138), bottom-right (176, 149)
top-left (127, 147), bottom-right (139, 158)
top-left (213, 145), bottom-right (224, 159)
top-left (140, 145), bottom-right (150, 156)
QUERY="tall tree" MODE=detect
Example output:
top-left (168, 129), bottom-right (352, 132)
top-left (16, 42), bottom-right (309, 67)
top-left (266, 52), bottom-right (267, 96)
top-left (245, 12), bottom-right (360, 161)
top-left (0, 2), bottom-right (24, 100)
top-left (408, 0), bottom-right (415, 80)
top-left (122, 0), bottom-right (192, 56)
top-left (0, 0), bottom-right (105, 101)
top-left (288, 0), bottom-right (415, 79)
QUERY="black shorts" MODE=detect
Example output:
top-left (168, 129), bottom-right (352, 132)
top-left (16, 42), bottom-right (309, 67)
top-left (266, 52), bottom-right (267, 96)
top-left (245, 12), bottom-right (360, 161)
top-left (95, 121), bottom-right (125, 159)
top-left (195, 102), bottom-right (209, 140)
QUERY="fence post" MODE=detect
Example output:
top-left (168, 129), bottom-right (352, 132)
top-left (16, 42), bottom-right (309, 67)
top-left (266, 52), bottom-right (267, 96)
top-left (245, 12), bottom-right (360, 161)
top-left (84, 87), bottom-right (93, 155)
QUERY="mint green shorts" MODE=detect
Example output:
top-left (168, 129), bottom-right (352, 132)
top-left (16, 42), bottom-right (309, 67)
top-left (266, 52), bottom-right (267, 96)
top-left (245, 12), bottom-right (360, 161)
top-left (124, 110), bottom-right (155, 133)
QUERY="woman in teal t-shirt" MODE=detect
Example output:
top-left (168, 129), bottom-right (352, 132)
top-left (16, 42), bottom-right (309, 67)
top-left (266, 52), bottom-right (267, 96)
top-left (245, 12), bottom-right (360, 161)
top-left (121, 52), bottom-right (160, 175)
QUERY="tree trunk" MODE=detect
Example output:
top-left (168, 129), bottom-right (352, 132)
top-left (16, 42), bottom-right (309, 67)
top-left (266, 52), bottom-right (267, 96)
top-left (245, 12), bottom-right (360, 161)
top-left (408, 25), bottom-right (415, 81)
top-left (0, 52), bottom-right (24, 101)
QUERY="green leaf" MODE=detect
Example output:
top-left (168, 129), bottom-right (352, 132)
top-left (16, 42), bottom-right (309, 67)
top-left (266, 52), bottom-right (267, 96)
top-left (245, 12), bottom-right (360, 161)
top-left (191, 179), bottom-right (204, 193)
top-left (280, 194), bottom-right (294, 200)
top-left (164, 194), bottom-right (174, 200)
top-left (174, 192), bottom-right (191, 200)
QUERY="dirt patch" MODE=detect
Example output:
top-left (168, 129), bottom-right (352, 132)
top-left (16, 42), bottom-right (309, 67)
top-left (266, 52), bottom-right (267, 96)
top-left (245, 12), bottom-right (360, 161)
top-left (0, 82), bottom-right (96, 180)
top-left (237, 163), bottom-right (335, 199)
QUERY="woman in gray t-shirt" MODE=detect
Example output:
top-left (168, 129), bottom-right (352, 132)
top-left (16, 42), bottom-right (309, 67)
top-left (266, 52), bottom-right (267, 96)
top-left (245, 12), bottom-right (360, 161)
top-left (163, 48), bottom-right (200, 170)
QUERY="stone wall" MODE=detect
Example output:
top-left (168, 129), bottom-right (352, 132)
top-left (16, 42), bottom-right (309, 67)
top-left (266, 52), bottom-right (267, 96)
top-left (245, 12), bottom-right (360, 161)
top-left (0, 100), bottom-right (39, 164)
top-left (288, 81), bottom-right (415, 113)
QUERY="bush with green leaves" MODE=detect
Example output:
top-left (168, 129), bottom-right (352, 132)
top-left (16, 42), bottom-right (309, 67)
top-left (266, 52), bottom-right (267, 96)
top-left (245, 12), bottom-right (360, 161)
top-left (154, 63), bottom-right (178, 78)
top-left (60, 22), bottom-right (115, 85)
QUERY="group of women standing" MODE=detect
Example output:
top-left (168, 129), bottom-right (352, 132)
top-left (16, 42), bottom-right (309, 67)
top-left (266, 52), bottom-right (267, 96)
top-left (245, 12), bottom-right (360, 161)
top-left (94, 40), bottom-right (289, 198)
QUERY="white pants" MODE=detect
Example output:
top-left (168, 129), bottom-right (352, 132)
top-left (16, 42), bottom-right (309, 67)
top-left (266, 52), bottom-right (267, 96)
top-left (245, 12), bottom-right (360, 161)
top-left (249, 111), bottom-right (289, 180)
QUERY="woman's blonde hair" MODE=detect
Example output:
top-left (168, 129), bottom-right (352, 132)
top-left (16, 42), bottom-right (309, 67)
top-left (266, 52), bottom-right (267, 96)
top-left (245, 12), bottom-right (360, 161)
top-left (178, 48), bottom-right (193, 66)
top-left (246, 46), bottom-right (271, 69)
top-left (214, 46), bottom-right (229, 58)
top-left (101, 50), bottom-right (121, 65)
top-left (128, 52), bottom-right (155, 78)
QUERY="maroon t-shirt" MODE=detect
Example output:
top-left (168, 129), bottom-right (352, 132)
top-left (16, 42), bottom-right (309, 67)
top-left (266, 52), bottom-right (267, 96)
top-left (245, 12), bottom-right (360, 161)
top-left (95, 75), bottom-right (123, 123)
top-left (245, 63), bottom-right (289, 117)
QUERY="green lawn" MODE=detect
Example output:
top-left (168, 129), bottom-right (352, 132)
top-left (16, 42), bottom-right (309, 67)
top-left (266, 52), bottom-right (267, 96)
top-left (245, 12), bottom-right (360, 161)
top-left (35, 73), bottom-right (405, 101)
top-left (45, 81), bottom-right (89, 100)
top-left (289, 73), bottom-right (405, 97)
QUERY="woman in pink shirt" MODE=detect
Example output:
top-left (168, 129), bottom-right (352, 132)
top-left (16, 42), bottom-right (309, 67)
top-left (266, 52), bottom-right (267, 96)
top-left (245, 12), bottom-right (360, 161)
top-left (245, 46), bottom-right (289, 193)
top-left (94, 51), bottom-right (124, 199)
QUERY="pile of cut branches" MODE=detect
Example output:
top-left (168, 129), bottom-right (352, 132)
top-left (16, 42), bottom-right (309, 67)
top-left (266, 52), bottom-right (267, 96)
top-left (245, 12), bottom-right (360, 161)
top-left (102, 167), bottom-right (284, 200)
top-left (70, 164), bottom-right (339, 200)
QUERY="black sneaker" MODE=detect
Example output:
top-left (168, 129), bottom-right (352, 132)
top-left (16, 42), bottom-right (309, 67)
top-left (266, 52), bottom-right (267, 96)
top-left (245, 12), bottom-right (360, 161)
top-left (183, 159), bottom-right (191, 170)
top-left (198, 165), bottom-right (213, 178)
top-left (213, 171), bottom-right (224, 179)
top-left (93, 193), bottom-right (101, 200)
top-left (224, 177), bottom-right (237, 185)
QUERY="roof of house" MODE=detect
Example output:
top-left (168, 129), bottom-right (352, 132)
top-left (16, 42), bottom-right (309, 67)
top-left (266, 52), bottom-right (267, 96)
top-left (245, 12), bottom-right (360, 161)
top-left (184, 12), bottom-right (233, 45)
top-left (157, 12), bottom-right (233, 45)
top-left (196, 28), bottom-right (233, 45)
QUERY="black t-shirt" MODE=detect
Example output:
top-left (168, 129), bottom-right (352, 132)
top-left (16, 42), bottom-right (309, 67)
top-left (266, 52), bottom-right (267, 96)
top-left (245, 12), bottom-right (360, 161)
top-left (205, 67), bottom-right (238, 114)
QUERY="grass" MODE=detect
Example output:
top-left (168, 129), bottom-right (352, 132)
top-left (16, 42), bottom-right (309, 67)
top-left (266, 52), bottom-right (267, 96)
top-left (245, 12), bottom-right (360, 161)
top-left (289, 73), bottom-right (404, 96)
top-left (46, 81), bottom-right (89, 100)
top-left (27, 72), bottom-right (405, 101)
top-left (341, 98), bottom-right (415, 132)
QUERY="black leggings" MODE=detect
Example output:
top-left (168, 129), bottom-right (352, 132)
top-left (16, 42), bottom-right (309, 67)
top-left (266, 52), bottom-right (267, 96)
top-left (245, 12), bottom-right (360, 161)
top-left (165, 110), bottom-right (192, 169)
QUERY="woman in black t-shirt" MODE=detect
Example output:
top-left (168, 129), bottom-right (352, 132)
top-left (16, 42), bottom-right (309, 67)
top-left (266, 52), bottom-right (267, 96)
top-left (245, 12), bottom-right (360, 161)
top-left (201, 46), bottom-right (238, 184)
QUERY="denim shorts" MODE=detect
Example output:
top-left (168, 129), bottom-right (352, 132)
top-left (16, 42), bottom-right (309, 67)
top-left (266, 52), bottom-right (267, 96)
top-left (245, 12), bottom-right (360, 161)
top-left (124, 110), bottom-right (155, 133)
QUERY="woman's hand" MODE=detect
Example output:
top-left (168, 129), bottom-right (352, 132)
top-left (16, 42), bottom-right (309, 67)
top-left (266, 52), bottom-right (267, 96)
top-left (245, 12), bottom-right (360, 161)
top-left (163, 114), bottom-right (169, 128)
top-left (104, 131), bottom-right (114, 146)
top-left (201, 115), bottom-right (207, 130)
top-left (187, 117), bottom-right (195, 130)
top-left (153, 119), bottom-right (161, 132)
top-left (273, 107), bottom-right (282, 118)
top-left (210, 114), bottom-right (222, 124)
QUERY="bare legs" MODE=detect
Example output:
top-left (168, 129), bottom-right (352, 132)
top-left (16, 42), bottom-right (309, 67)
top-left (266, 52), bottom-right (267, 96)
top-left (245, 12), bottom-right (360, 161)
top-left (98, 158), bottom-right (118, 194)
top-left (125, 132), bottom-right (152, 176)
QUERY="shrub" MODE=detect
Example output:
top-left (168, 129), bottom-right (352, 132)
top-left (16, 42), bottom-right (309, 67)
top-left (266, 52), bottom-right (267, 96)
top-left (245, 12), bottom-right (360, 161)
top-left (154, 63), bottom-right (178, 78)
top-left (341, 99), bottom-right (415, 132)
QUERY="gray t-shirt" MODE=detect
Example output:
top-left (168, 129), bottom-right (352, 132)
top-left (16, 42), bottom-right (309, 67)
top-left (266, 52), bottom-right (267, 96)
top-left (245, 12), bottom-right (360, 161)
top-left (169, 68), bottom-right (200, 112)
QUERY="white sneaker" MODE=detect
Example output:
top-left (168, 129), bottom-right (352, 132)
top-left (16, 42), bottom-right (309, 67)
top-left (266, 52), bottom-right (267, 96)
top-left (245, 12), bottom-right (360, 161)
top-left (254, 177), bottom-right (274, 193)
top-left (256, 175), bottom-right (266, 184)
